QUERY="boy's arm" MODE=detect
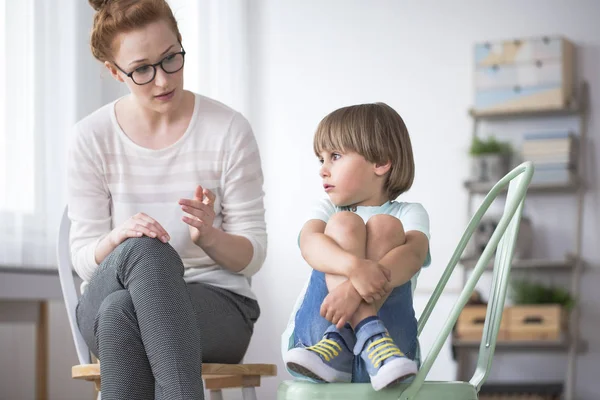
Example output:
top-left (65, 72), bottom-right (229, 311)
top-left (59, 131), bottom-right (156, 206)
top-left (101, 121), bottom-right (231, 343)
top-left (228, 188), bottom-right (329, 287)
top-left (379, 230), bottom-right (429, 288)
top-left (300, 219), bottom-right (392, 302)
top-left (299, 219), bottom-right (357, 276)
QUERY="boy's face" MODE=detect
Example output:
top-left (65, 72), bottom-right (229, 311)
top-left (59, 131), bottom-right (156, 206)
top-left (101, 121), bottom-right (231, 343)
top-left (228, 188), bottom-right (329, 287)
top-left (318, 150), bottom-right (389, 207)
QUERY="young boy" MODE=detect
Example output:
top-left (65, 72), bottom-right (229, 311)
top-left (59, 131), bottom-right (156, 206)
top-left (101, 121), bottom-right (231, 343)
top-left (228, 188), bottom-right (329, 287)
top-left (282, 102), bottom-right (431, 391)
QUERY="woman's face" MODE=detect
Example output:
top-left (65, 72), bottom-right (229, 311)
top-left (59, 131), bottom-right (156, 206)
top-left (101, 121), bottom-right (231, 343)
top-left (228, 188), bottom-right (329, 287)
top-left (107, 19), bottom-right (184, 113)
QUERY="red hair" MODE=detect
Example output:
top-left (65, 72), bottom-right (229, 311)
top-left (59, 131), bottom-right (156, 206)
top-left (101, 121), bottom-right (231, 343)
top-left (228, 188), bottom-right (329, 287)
top-left (89, 0), bottom-right (182, 62)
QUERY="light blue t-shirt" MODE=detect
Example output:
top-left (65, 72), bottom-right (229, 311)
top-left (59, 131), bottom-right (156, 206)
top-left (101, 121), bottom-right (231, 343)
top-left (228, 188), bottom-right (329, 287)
top-left (282, 198), bottom-right (432, 356)
top-left (306, 198), bottom-right (431, 268)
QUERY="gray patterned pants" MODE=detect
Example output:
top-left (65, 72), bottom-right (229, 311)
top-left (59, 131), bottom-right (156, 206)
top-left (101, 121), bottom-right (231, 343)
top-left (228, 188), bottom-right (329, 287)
top-left (76, 236), bottom-right (260, 400)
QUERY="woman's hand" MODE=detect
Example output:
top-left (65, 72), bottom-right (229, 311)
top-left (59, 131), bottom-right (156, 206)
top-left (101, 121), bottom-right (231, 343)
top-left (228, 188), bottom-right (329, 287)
top-left (179, 185), bottom-right (216, 247)
top-left (321, 280), bottom-right (363, 329)
top-left (109, 212), bottom-right (170, 247)
top-left (348, 260), bottom-right (392, 304)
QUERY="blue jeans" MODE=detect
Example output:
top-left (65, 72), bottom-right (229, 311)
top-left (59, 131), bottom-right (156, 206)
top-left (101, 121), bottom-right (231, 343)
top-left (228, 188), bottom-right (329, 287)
top-left (291, 270), bottom-right (419, 383)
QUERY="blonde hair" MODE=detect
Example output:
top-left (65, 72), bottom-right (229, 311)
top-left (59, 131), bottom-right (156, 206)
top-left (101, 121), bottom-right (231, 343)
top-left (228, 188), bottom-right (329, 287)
top-left (313, 102), bottom-right (415, 200)
top-left (88, 0), bottom-right (182, 62)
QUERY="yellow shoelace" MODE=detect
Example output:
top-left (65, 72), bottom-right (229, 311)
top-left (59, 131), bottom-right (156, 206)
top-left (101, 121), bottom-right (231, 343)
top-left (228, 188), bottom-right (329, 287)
top-left (367, 336), bottom-right (404, 368)
top-left (306, 339), bottom-right (342, 362)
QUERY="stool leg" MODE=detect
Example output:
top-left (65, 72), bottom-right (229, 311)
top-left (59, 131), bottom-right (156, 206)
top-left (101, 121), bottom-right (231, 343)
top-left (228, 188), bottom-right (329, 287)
top-left (209, 390), bottom-right (224, 400)
top-left (35, 301), bottom-right (48, 400)
top-left (242, 387), bottom-right (258, 400)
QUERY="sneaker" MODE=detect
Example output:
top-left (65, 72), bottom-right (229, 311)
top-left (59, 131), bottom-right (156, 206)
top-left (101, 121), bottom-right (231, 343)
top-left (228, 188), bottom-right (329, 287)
top-left (284, 325), bottom-right (355, 383)
top-left (354, 318), bottom-right (417, 391)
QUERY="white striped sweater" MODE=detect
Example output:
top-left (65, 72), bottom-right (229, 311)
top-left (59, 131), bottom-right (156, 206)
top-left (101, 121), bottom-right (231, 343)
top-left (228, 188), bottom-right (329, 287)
top-left (67, 93), bottom-right (266, 299)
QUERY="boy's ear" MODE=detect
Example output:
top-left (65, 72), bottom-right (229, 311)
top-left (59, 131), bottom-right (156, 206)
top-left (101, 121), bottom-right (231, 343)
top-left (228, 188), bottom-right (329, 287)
top-left (374, 160), bottom-right (392, 176)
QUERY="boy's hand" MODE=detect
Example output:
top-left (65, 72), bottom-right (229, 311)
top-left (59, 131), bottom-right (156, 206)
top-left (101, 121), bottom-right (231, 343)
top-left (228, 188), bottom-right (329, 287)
top-left (321, 280), bottom-right (363, 329)
top-left (348, 260), bottom-right (392, 303)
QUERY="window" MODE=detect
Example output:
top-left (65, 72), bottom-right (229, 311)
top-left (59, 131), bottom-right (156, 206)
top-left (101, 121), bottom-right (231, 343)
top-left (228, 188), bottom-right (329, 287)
top-left (0, 0), bottom-right (35, 214)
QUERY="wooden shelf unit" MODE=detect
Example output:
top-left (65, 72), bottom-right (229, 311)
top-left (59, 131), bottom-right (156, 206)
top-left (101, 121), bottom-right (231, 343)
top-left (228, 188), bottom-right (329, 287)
top-left (458, 81), bottom-right (589, 400)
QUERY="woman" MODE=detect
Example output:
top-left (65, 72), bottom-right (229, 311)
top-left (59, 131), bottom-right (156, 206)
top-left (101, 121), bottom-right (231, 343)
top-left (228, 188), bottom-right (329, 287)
top-left (68, 1), bottom-right (266, 398)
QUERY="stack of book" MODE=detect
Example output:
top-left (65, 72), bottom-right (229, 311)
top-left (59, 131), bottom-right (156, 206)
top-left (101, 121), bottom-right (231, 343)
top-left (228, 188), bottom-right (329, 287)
top-left (521, 131), bottom-right (578, 185)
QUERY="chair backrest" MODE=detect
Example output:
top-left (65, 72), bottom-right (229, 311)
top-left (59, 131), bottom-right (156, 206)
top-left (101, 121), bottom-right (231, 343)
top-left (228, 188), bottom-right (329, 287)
top-left (398, 161), bottom-right (534, 400)
top-left (57, 205), bottom-right (91, 364)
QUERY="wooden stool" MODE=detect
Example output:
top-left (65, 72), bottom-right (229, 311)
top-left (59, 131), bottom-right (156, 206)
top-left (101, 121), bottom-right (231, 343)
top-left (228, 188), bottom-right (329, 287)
top-left (73, 362), bottom-right (277, 400)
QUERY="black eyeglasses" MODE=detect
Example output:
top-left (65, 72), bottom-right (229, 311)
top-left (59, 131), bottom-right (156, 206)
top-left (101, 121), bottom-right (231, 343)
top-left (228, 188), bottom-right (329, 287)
top-left (113, 47), bottom-right (186, 85)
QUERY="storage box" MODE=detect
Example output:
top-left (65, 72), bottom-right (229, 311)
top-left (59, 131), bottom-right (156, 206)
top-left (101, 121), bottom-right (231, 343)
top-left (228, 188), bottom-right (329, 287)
top-left (456, 305), bottom-right (509, 341)
top-left (507, 305), bottom-right (567, 341)
top-left (473, 36), bottom-right (575, 113)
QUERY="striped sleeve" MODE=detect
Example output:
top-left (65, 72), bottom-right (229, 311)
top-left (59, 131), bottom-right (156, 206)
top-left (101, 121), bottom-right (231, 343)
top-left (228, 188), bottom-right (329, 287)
top-left (66, 125), bottom-right (111, 281)
top-left (220, 113), bottom-right (267, 277)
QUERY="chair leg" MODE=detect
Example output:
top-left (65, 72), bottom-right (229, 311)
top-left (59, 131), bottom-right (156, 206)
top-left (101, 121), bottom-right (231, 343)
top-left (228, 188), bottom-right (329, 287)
top-left (242, 387), bottom-right (258, 400)
top-left (209, 390), bottom-right (224, 400)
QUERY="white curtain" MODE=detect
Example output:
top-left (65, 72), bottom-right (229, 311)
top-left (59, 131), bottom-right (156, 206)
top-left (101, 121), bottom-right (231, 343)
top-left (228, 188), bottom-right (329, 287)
top-left (169, 0), bottom-right (250, 117)
top-left (0, 0), bottom-right (80, 266)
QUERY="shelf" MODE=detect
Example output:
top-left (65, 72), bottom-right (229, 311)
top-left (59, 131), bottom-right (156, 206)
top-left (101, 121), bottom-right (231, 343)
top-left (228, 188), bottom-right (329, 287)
top-left (452, 336), bottom-right (586, 352)
top-left (464, 178), bottom-right (580, 195)
top-left (460, 255), bottom-right (577, 271)
top-left (463, 79), bottom-right (588, 400)
top-left (469, 104), bottom-right (582, 120)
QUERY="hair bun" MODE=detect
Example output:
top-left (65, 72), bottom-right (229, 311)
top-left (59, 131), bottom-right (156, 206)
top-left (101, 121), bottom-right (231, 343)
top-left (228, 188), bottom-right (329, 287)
top-left (89, 0), bottom-right (110, 12)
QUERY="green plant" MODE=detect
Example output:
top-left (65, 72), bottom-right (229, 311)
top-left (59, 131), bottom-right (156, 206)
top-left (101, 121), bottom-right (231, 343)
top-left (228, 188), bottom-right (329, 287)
top-left (510, 280), bottom-right (575, 310)
top-left (469, 136), bottom-right (512, 156)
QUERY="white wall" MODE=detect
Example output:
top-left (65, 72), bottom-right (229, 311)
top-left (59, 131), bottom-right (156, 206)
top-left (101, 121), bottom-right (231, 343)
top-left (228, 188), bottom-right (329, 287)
top-left (243, 1), bottom-right (600, 399)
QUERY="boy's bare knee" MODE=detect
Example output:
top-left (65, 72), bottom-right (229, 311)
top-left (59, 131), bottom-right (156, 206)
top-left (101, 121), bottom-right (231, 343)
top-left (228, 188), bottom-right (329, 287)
top-left (325, 211), bottom-right (366, 238)
top-left (366, 215), bottom-right (406, 259)
top-left (367, 215), bottom-right (405, 241)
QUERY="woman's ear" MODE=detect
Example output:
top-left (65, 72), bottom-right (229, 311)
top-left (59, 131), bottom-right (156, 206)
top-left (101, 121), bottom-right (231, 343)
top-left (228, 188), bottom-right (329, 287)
top-left (104, 61), bottom-right (125, 83)
top-left (374, 160), bottom-right (392, 176)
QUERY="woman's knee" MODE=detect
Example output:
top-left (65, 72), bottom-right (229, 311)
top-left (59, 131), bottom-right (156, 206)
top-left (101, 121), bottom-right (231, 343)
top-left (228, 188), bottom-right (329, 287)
top-left (366, 215), bottom-right (406, 259)
top-left (114, 236), bottom-right (183, 277)
top-left (118, 235), bottom-right (174, 256)
top-left (325, 211), bottom-right (366, 242)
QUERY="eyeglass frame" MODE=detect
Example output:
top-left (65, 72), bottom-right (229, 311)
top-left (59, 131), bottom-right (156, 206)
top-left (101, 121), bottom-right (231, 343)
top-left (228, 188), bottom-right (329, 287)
top-left (112, 45), bottom-right (186, 86)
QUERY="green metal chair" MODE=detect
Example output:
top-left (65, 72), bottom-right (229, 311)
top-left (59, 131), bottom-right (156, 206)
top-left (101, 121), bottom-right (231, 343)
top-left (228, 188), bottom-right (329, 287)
top-left (278, 161), bottom-right (535, 400)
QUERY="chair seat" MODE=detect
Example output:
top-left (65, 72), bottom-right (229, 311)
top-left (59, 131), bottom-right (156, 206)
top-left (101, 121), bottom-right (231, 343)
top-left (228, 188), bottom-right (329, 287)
top-left (277, 380), bottom-right (478, 400)
top-left (73, 363), bottom-right (277, 390)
